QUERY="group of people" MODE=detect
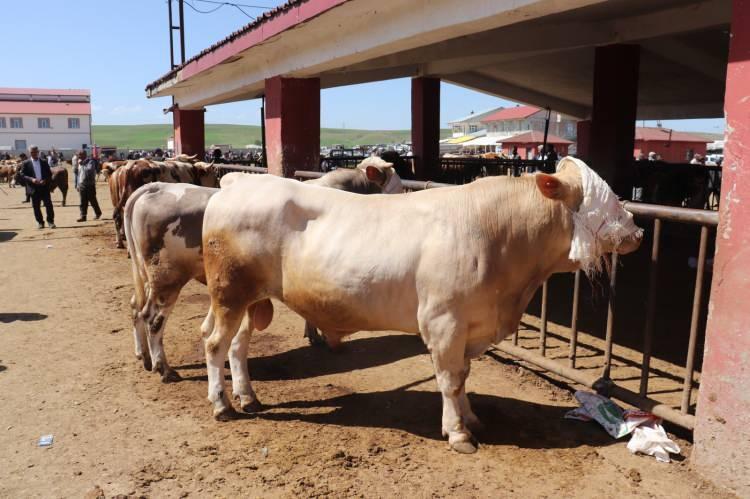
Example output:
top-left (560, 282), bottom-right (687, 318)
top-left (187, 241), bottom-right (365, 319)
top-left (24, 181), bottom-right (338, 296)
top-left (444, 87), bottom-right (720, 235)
top-left (16, 146), bottom-right (101, 229)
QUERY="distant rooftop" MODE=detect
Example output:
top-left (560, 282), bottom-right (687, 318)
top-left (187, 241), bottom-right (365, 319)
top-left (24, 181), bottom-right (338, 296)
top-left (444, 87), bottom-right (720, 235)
top-left (0, 88), bottom-right (91, 115)
top-left (448, 107), bottom-right (504, 125)
top-left (635, 127), bottom-right (711, 143)
top-left (481, 105), bottom-right (540, 122)
top-left (0, 88), bottom-right (90, 97)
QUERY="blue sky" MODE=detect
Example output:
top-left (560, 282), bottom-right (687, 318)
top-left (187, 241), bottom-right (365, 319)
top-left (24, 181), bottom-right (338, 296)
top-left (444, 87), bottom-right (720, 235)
top-left (1, 0), bottom-right (725, 134)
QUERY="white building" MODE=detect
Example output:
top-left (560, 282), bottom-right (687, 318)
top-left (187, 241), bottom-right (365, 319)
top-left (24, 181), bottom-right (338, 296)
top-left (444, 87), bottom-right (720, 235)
top-left (0, 88), bottom-right (92, 154)
top-left (447, 107), bottom-right (503, 137)
top-left (481, 105), bottom-right (578, 142)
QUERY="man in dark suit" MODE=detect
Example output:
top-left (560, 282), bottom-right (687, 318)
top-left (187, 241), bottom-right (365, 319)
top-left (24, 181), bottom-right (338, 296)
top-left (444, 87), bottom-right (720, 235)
top-left (17, 145), bottom-right (56, 229)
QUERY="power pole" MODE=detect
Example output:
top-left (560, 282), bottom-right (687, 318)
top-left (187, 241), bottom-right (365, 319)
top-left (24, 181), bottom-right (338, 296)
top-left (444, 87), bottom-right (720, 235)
top-left (168, 0), bottom-right (186, 69)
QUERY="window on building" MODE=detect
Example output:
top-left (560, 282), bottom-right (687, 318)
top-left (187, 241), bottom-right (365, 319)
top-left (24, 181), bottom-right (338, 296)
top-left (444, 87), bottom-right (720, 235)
top-left (69, 117), bottom-right (81, 129)
top-left (452, 125), bottom-right (462, 134)
top-left (10, 117), bottom-right (23, 128)
top-left (469, 125), bottom-right (478, 133)
top-left (38, 117), bottom-right (51, 129)
top-left (566, 122), bottom-right (575, 137)
top-left (0, 117), bottom-right (5, 128)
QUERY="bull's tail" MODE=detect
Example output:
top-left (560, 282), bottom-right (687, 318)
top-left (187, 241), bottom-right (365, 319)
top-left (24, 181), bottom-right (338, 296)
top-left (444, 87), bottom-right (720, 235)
top-left (123, 185), bottom-right (150, 310)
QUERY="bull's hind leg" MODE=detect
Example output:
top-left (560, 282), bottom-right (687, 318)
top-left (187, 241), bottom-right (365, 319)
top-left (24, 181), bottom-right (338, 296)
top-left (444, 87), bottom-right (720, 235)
top-left (303, 321), bottom-right (326, 346)
top-left (141, 286), bottom-right (183, 383)
top-left (130, 294), bottom-right (152, 371)
top-left (229, 300), bottom-right (273, 413)
top-left (228, 313), bottom-right (261, 413)
top-left (423, 313), bottom-right (477, 454)
top-left (200, 306), bottom-right (215, 339)
top-left (205, 302), bottom-right (247, 420)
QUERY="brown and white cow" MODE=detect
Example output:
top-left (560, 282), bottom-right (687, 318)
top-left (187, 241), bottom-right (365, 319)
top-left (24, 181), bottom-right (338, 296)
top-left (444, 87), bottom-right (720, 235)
top-left (109, 159), bottom-right (218, 248)
top-left (200, 157), bottom-right (643, 453)
top-left (124, 157), bottom-right (401, 386)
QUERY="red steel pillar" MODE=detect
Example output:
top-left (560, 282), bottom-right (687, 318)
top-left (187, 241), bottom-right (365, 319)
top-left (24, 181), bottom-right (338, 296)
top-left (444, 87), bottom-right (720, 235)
top-left (173, 108), bottom-right (205, 158)
top-left (694, 1), bottom-right (750, 495)
top-left (264, 76), bottom-right (320, 177)
top-left (576, 119), bottom-right (592, 161)
top-left (589, 44), bottom-right (640, 197)
top-left (411, 77), bottom-right (440, 180)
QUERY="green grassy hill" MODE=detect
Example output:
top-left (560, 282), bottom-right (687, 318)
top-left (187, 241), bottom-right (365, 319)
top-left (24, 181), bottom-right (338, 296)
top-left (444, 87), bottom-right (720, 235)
top-left (93, 124), bottom-right (452, 150)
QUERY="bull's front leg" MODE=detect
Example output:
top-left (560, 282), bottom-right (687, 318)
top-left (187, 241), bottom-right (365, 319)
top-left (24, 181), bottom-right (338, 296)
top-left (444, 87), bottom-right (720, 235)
top-left (228, 311), bottom-right (262, 413)
top-left (458, 358), bottom-right (483, 433)
top-left (424, 314), bottom-right (477, 454)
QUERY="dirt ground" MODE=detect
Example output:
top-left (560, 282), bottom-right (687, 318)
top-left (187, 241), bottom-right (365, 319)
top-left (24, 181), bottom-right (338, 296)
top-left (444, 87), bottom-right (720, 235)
top-left (0, 172), bottom-right (736, 498)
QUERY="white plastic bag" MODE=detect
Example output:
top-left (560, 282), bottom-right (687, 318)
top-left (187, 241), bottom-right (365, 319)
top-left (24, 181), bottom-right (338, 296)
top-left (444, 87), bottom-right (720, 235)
top-left (565, 391), bottom-right (681, 462)
top-left (627, 422), bottom-right (681, 463)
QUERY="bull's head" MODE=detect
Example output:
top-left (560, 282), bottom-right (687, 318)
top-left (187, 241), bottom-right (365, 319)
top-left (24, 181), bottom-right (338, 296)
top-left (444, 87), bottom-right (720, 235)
top-left (356, 156), bottom-right (403, 194)
top-left (192, 162), bottom-right (219, 187)
top-left (535, 157), bottom-right (643, 276)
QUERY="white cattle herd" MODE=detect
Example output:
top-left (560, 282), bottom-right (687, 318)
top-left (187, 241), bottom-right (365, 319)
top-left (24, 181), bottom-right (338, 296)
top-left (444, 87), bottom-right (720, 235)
top-left (117, 155), bottom-right (642, 453)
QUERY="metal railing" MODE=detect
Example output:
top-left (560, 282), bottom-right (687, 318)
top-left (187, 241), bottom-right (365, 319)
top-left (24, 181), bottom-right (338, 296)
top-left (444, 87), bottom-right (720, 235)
top-left (219, 165), bottom-right (716, 429)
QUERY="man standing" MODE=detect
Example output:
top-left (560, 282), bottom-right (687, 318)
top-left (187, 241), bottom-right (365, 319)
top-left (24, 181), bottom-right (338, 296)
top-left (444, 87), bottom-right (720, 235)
top-left (76, 149), bottom-right (101, 222)
top-left (17, 145), bottom-right (55, 229)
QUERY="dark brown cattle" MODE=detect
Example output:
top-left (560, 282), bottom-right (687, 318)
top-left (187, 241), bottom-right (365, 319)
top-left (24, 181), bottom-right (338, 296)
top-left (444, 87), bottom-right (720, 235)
top-left (49, 167), bottom-right (68, 206)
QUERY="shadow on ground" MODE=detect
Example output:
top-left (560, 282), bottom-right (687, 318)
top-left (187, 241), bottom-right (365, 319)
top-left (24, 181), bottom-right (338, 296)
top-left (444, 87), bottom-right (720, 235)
top-left (0, 312), bottom-right (48, 323)
top-left (177, 333), bottom-right (427, 382)
top-left (0, 231), bottom-right (18, 242)
top-left (254, 387), bottom-right (614, 450)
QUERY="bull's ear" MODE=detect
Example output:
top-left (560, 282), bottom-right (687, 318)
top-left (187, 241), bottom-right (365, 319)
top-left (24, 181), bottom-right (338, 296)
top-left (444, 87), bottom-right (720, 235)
top-left (365, 165), bottom-right (387, 186)
top-left (535, 173), bottom-right (564, 200)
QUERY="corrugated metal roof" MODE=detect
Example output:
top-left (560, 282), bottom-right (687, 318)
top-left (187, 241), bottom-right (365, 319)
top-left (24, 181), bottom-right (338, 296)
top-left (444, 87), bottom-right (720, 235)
top-left (0, 88), bottom-right (90, 96)
top-left (146, 0), bottom-right (344, 92)
top-left (635, 127), bottom-right (709, 143)
top-left (481, 105), bottom-right (540, 122)
top-left (0, 101), bottom-right (91, 115)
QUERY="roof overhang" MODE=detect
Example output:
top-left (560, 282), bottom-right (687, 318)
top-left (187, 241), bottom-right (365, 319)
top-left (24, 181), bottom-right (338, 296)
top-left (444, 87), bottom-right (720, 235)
top-left (147, 0), bottom-right (732, 121)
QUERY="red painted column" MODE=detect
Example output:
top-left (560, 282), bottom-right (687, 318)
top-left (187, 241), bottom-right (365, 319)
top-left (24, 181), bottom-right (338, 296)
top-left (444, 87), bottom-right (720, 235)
top-left (589, 45), bottom-right (640, 197)
top-left (411, 77), bottom-right (440, 180)
top-left (576, 119), bottom-right (592, 161)
top-left (173, 108), bottom-right (205, 157)
top-left (694, 2), bottom-right (750, 495)
top-left (264, 76), bottom-right (320, 177)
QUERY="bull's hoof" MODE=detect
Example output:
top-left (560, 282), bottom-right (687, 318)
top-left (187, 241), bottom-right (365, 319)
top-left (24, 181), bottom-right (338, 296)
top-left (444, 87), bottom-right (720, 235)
top-left (213, 406), bottom-right (236, 422)
top-left (239, 397), bottom-right (263, 414)
top-left (305, 329), bottom-right (327, 347)
top-left (451, 440), bottom-right (478, 454)
top-left (116, 242), bottom-right (125, 249)
top-left (141, 356), bottom-right (153, 372)
top-left (161, 369), bottom-right (182, 383)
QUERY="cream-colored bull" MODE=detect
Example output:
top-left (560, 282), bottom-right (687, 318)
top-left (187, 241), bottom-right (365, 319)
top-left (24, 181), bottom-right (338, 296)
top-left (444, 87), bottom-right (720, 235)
top-left (201, 157), bottom-right (643, 453)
